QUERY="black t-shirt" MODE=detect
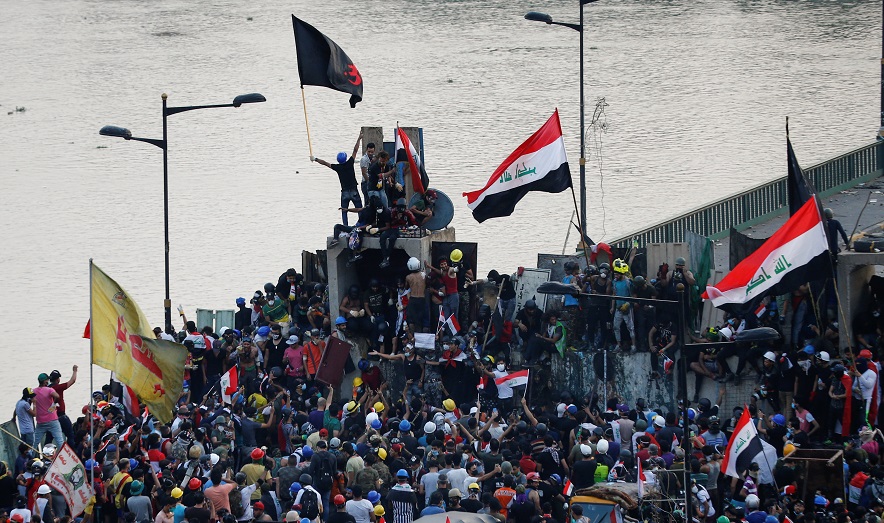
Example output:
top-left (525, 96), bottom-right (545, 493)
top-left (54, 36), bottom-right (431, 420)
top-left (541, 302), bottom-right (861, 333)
top-left (367, 161), bottom-right (390, 189)
top-left (184, 507), bottom-right (211, 523)
top-left (571, 459), bottom-right (597, 489)
top-left (497, 274), bottom-right (516, 300)
top-left (203, 348), bottom-right (225, 376)
top-left (331, 157), bottom-right (358, 190)
top-left (328, 511), bottom-right (357, 523)
top-left (460, 498), bottom-right (483, 513)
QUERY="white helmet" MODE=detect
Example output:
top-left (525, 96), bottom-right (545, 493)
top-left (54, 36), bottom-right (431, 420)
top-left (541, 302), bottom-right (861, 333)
top-left (424, 421), bottom-right (437, 434)
top-left (763, 351), bottom-right (776, 362)
top-left (580, 444), bottom-right (593, 456)
top-left (366, 412), bottom-right (379, 427)
top-left (745, 494), bottom-right (760, 510)
top-left (407, 257), bottom-right (420, 271)
top-left (596, 439), bottom-right (609, 454)
top-left (653, 415), bottom-right (665, 428)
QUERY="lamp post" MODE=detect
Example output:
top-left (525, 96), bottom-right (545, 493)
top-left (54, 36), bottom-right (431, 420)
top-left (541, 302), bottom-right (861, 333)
top-left (100, 92), bottom-right (266, 333)
top-left (525, 0), bottom-right (598, 247)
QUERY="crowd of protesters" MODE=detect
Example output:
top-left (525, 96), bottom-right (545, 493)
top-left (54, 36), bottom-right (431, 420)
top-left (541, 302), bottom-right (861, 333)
top-left (5, 171), bottom-right (883, 523)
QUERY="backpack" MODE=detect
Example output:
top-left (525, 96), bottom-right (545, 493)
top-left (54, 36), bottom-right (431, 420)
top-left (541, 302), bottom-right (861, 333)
top-left (299, 488), bottom-right (320, 520)
top-left (348, 229), bottom-right (362, 251)
top-left (316, 454), bottom-right (335, 492)
top-left (228, 486), bottom-right (244, 519)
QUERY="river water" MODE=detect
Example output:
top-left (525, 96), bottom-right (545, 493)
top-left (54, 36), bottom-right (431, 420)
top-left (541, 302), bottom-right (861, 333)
top-left (1, 0), bottom-right (880, 411)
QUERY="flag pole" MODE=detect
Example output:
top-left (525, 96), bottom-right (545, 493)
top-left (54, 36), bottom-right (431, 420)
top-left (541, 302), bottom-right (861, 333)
top-left (300, 86), bottom-right (314, 159)
top-left (88, 259), bottom-right (95, 487)
top-left (569, 185), bottom-right (592, 268)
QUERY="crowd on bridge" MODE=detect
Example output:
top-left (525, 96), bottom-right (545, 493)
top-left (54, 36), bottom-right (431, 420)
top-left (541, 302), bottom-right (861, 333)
top-left (5, 143), bottom-right (882, 523)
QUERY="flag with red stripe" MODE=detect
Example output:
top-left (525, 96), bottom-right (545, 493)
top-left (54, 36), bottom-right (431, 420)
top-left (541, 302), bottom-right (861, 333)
top-left (122, 386), bottom-right (141, 417)
top-left (495, 369), bottom-right (529, 388)
top-left (637, 458), bottom-right (644, 499)
top-left (445, 314), bottom-right (461, 336)
top-left (463, 110), bottom-right (571, 223)
top-left (395, 127), bottom-right (428, 194)
top-left (563, 479), bottom-right (574, 496)
top-left (721, 406), bottom-right (778, 484)
top-left (120, 424), bottom-right (135, 442)
top-left (703, 197), bottom-right (831, 312)
top-left (437, 306), bottom-right (445, 332)
top-left (220, 365), bottom-right (239, 404)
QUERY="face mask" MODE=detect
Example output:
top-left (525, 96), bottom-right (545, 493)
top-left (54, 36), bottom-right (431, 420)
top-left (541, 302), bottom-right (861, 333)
top-left (791, 402), bottom-right (796, 409)
top-left (691, 485), bottom-right (698, 494)
top-left (798, 360), bottom-right (811, 371)
top-left (497, 363), bottom-right (505, 371)
top-left (272, 334), bottom-right (281, 340)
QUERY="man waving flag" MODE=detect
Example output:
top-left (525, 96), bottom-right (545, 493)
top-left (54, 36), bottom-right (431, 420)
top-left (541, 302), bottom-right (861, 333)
top-left (463, 110), bottom-right (571, 223)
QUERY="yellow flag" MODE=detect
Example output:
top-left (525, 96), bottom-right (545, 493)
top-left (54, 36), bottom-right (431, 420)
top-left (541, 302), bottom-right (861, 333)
top-left (90, 262), bottom-right (186, 423)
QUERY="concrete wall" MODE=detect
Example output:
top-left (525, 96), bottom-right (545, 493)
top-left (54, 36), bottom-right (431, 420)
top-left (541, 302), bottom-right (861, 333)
top-left (836, 251), bottom-right (881, 352)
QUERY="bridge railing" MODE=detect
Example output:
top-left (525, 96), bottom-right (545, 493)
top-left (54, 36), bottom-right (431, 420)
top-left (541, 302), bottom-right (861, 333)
top-left (608, 141), bottom-right (884, 249)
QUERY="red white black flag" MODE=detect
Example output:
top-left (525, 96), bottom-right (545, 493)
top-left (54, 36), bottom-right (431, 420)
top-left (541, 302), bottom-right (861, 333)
top-left (703, 196), bottom-right (830, 310)
top-left (291, 15), bottom-right (363, 107)
top-left (463, 110), bottom-right (571, 223)
top-left (721, 406), bottom-right (778, 484)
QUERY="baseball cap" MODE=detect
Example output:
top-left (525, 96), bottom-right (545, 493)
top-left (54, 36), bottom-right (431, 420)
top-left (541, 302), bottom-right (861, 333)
top-left (449, 488), bottom-right (462, 498)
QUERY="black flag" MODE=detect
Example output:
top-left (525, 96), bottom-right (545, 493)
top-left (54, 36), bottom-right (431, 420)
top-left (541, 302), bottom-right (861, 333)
top-left (786, 127), bottom-right (816, 216)
top-left (291, 15), bottom-right (363, 108)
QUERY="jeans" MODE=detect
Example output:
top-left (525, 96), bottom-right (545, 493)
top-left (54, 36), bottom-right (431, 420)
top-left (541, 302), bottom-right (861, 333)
top-left (379, 229), bottom-right (399, 259)
top-left (340, 188), bottom-right (362, 226)
top-left (612, 308), bottom-right (635, 343)
top-left (442, 293), bottom-right (459, 319)
top-left (20, 432), bottom-right (35, 448)
top-left (34, 419), bottom-right (64, 449)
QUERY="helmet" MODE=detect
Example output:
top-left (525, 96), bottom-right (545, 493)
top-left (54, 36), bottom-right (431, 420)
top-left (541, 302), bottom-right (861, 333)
top-left (708, 415), bottom-right (720, 425)
top-left (374, 506), bottom-right (386, 517)
top-left (763, 351), bottom-right (776, 361)
top-left (373, 401), bottom-right (385, 413)
top-left (745, 494), bottom-right (760, 510)
top-left (425, 189), bottom-right (438, 201)
top-left (399, 420), bottom-right (412, 432)
top-left (335, 316), bottom-right (348, 326)
top-left (536, 423), bottom-right (548, 435)
top-left (49, 370), bottom-right (62, 381)
top-left (257, 326), bottom-right (271, 337)
top-left (368, 491), bottom-right (382, 504)
top-left (84, 459), bottom-right (98, 471)
top-left (251, 448), bottom-right (265, 460)
top-left (353, 377), bottom-right (364, 388)
top-left (585, 264), bottom-right (599, 276)
top-left (301, 446), bottom-right (314, 459)
top-left (619, 449), bottom-right (632, 459)
top-left (171, 487), bottom-right (184, 499)
top-left (424, 421), bottom-right (437, 434)
top-left (482, 355), bottom-right (495, 365)
top-left (42, 443), bottom-right (57, 457)
top-left (525, 299), bottom-right (537, 309)
top-left (334, 494), bottom-right (346, 505)
top-left (188, 477), bottom-right (202, 490)
top-left (687, 408), bottom-right (697, 421)
top-left (634, 275), bottom-right (646, 285)
top-left (313, 283), bottom-right (324, 292)
top-left (443, 399), bottom-right (456, 412)
top-left (450, 249), bottom-right (463, 263)
top-left (527, 472), bottom-right (541, 481)
top-left (407, 257), bottom-right (420, 271)
top-left (612, 258), bottom-right (629, 274)
top-left (563, 261), bottom-right (578, 272)
top-left (349, 285), bottom-right (360, 297)
top-left (358, 359), bottom-right (370, 371)
top-left (698, 398), bottom-right (712, 411)
top-left (599, 262), bottom-right (611, 271)
top-left (299, 473), bottom-right (313, 485)
top-left (329, 437), bottom-right (341, 449)
top-left (824, 208), bottom-right (834, 219)
top-left (345, 401), bottom-right (359, 414)
top-left (264, 282), bottom-right (276, 295)
top-left (336, 152), bottom-right (348, 164)
top-left (675, 257), bottom-right (687, 266)
top-left (596, 439), bottom-right (609, 453)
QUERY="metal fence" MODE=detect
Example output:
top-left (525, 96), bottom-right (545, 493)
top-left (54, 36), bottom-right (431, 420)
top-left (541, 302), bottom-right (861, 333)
top-left (608, 141), bottom-right (884, 249)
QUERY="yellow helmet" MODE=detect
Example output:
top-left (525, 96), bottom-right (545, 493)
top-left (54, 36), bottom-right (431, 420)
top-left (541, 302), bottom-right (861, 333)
top-left (374, 506), bottom-right (386, 516)
top-left (784, 443), bottom-right (796, 457)
top-left (450, 249), bottom-right (463, 263)
top-left (171, 487), bottom-right (184, 499)
top-left (377, 447), bottom-right (388, 460)
top-left (612, 258), bottom-right (629, 274)
top-left (353, 377), bottom-right (363, 387)
top-left (443, 399), bottom-right (456, 412)
top-left (373, 401), bottom-right (385, 413)
top-left (345, 401), bottom-right (359, 414)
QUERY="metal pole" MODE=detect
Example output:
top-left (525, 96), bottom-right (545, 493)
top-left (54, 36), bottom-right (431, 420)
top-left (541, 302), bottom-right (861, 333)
top-left (676, 285), bottom-right (693, 521)
top-left (162, 93), bottom-right (172, 334)
top-left (879, 0), bottom-right (884, 140)
top-left (579, 0), bottom-right (588, 243)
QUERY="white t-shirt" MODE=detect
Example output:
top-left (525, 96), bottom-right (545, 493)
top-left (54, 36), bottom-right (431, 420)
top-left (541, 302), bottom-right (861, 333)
top-left (345, 499), bottom-right (374, 523)
top-left (360, 154), bottom-right (373, 181)
top-left (10, 508), bottom-right (31, 523)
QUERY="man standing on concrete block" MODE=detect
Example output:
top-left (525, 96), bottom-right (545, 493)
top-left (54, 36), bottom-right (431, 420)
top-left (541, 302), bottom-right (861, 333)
top-left (313, 130), bottom-right (364, 226)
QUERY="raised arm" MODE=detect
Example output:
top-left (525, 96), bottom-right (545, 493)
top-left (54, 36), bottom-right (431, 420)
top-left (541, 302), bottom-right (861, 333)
top-left (353, 130), bottom-right (363, 158)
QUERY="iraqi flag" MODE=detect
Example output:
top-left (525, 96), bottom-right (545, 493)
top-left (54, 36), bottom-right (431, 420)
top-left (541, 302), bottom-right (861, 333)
top-left (702, 196), bottom-right (831, 312)
top-left (445, 314), bottom-right (461, 336)
top-left (119, 424), bottom-right (135, 443)
top-left (495, 369), bottom-right (530, 388)
top-left (291, 15), bottom-right (363, 108)
top-left (122, 385), bottom-right (141, 418)
top-left (563, 479), bottom-right (574, 496)
top-left (637, 459), bottom-right (644, 499)
top-left (220, 365), bottom-right (238, 404)
top-left (463, 110), bottom-right (572, 223)
top-left (721, 406), bottom-right (778, 485)
top-left (395, 127), bottom-right (429, 194)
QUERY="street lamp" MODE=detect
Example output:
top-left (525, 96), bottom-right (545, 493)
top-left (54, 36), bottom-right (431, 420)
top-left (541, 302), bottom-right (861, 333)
top-left (100, 92), bottom-right (266, 334)
top-left (525, 1), bottom-right (599, 249)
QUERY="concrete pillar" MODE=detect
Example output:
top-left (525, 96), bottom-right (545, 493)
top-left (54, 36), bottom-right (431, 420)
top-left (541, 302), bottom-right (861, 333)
top-left (361, 127), bottom-right (383, 156)
top-left (399, 126), bottom-right (421, 201)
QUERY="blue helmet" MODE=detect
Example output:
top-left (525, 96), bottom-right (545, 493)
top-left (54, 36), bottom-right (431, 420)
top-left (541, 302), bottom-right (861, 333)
top-left (301, 446), bottom-right (314, 459)
top-left (235, 297), bottom-right (246, 306)
top-left (84, 459), bottom-right (98, 471)
top-left (399, 420), bottom-right (412, 432)
top-left (289, 482), bottom-right (302, 494)
top-left (129, 458), bottom-right (139, 471)
top-left (336, 152), bottom-right (348, 163)
top-left (358, 359), bottom-right (370, 371)
top-left (257, 326), bottom-right (271, 336)
top-left (550, 474), bottom-right (562, 484)
top-left (335, 316), bottom-right (348, 326)
top-left (367, 490), bottom-right (381, 504)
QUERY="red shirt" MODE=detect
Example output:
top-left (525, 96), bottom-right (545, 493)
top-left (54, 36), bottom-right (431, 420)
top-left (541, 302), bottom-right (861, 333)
top-left (362, 367), bottom-right (384, 391)
top-left (50, 383), bottom-right (70, 415)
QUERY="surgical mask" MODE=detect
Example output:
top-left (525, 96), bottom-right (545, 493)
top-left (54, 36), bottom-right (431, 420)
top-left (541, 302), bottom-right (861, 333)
top-left (691, 485), bottom-right (698, 494)
top-left (497, 363), bottom-right (505, 371)
top-left (798, 360), bottom-right (811, 371)
top-left (791, 402), bottom-right (796, 409)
